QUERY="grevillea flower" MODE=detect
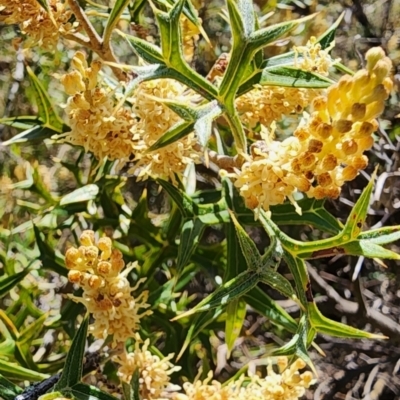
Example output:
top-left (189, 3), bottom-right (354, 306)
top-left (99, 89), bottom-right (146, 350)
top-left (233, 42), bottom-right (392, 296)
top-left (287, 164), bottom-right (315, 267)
top-left (0, 0), bottom-right (79, 49)
top-left (234, 47), bottom-right (392, 215)
top-left (172, 358), bottom-right (314, 400)
top-left (65, 230), bottom-right (151, 345)
top-left (114, 334), bottom-right (181, 399)
top-left (60, 52), bottom-right (137, 168)
top-left (128, 79), bottom-right (202, 183)
top-left (236, 36), bottom-right (335, 130)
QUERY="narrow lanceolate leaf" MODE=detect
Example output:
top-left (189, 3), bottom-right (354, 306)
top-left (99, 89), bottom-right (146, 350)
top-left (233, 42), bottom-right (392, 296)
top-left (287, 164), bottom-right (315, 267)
top-left (308, 302), bottom-right (387, 339)
top-left (2, 125), bottom-right (64, 146)
top-left (342, 170), bottom-right (376, 240)
top-left (172, 269), bottom-right (260, 320)
top-left (259, 269), bottom-right (295, 300)
top-left (0, 116), bottom-right (43, 130)
top-left (148, 121), bottom-right (194, 151)
top-left (122, 32), bottom-right (165, 64)
top-left (34, 0), bottom-right (49, 12)
top-left (176, 219), bottom-right (206, 272)
top-left (230, 212), bottom-right (261, 270)
top-left (0, 374), bottom-right (23, 400)
top-left (59, 184), bottom-right (99, 206)
top-left (271, 199), bottom-right (342, 235)
top-left (54, 316), bottom-right (89, 389)
top-left (357, 225), bottom-right (400, 245)
top-left (26, 66), bottom-right (64, 131)
top-left (122, 370), bottom-right (140, 400)
top-left (227, 0), bottom-right (254, 41)
top-left (0, 359), bottom-right (48, 381)
top-left (103, 0), bottom-right (131, 44)
top-left (225, 298), bottom-right (247, 357)
top-left (152, 0), bottom-right (185, 65)
top-left (0, 268), bottom-right (31, 298)
top-left (281, 250), bottom-right (310, 308)
top-left (260, 67), bottom-right (333, 88)
top-left (249, 14), bottom-right (316, 52)
top-left (244, 287), bottom-right (298, 333)
top-left (343, 240), bottom-right (400, 260)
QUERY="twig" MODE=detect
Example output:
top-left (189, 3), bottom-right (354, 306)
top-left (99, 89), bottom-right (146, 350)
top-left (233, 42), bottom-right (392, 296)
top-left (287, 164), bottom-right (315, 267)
top-left (67, 0), bottom-right (127, 82)
top-left (194, 143), bottom-right (243, 172)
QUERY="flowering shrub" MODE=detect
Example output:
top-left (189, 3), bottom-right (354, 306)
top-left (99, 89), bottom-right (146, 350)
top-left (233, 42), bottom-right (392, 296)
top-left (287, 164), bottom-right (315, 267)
top-left (0, 0), bottom-right (399, 399)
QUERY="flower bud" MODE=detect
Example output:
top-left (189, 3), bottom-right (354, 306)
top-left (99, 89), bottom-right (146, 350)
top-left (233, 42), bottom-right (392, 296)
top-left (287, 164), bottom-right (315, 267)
top-left (365, 47), bottom-right (386, 72)
top-left (80, 230), bottom-right (95, 246)
top-left (342, 140), bottom-right (358, 155)
top-left (351, 103), bottom-right (366, 121)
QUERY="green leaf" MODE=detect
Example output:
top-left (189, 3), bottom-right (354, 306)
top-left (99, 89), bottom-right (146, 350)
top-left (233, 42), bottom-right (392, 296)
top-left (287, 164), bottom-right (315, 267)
top-left (260, 66), bottom-right (333, 88)
top-left (317, 12), bottom-right (344, 50)
top-left (18, 312), bottom-right (48, 346)
top-left (54, 316), bottom-right (89, 390)
top-left (225, 298), bottom-right (246, 357)
top-left (272, 315), bottom-right (316, 374)
top-left (0, 359), bottom-right (48, 381)
top-left (148, 121), bottom-right (194, 151)
top-left (67, 383), bottom-right (119, 400)
top-left (122, 370), bottom-right (140, 400)
top-left (59, 184), bottom-right (99, 206)
top-left (0, 374), bottom-right (23, 400)
top-left (2, 125), bottom-right (63, 146)
top-left (152, 0), bottom-right (185, 65)
top-left (249, 14), bottom-right (315, 52)
top-left (173, 269), bottom-right (259, 320)
top-left (271, 199), bottom-right (342, 235)
top-left (26, 66), bottom-right (64, 131)
top-left (34, 0), bottom-right (49, 11)
top-left (308, 302), bottom-right (386, 339)
top-left (244, 287), bottom-right (297, 333)
top-left (0, 115), bottom-right (43, 130)
top-left (227, 0), bottom-right (254, 41)
top-left (0, 268), bottom-right (31, 298)
top-left (357, 225), bottom-right (400, 245)
top-left (123, 32), bottom-right (165, 64)
top-left (343, 240), bottom-right (400, 260)
top-left (342, 170), bottom-right (376, 240)
top-left (103, 0), bottom-right (131, 45)
top-left (280, 249), bottom-right (310, 307)
top-left (176, 219), bottom-right (206, 272)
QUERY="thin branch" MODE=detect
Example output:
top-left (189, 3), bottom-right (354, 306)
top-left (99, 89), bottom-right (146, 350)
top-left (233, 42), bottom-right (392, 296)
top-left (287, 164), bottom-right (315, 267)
top-left (194, 143), bottom-right (244, 172)
top-left (63, 32), bottom-right (91, 47)
top-left (67, 0), bottom-right (102, 45)
top-left (66, 0), bottom-right (127, 82)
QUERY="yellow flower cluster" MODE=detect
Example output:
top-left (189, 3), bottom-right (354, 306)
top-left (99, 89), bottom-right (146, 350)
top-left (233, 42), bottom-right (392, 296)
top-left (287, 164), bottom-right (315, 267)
top-left (65, 230), bottom-right (151, 345)
top-left (128, 79), bottom-right (202, 183)
top-left (60, 52), bottom-right (137, 168)
top-left (61, 53), bottom-right (201, 181)
top-left (114, 334), bottom-right (181, 399)
top-left (0, 0), bottom-right (78, 49)
top-left (172, 358), bottom-right (314, 400)
top-left (234, 47), bottom-right (392, 214)
top-left (236, 36), bottom-right (334, 129)
top-left (294, 36), bottom-right (336, 75)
